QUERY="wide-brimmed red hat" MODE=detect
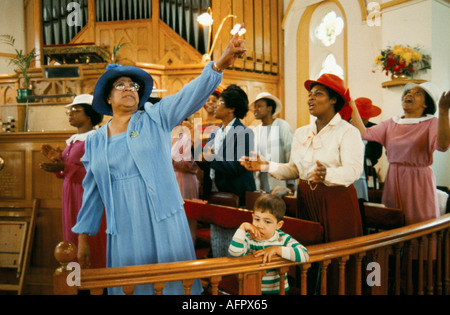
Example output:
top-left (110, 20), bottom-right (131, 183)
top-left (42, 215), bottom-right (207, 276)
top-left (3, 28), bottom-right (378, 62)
top-left (355, 97), bottom-right (381, 119)
top-left (304, 73), bottom-right (351, 106)
top-left (339, 97), bottom-right (382, 121)
top-left (339, 105), bottom-right (353, 122)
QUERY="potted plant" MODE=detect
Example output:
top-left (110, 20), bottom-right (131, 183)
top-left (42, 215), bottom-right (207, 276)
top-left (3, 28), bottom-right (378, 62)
top-left (0, 34), bottom-right (38, 102)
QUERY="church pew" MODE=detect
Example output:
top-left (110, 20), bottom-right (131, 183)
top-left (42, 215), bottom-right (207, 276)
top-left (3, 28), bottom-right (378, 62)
top-left (184, 199), bottom-right (324, 246)
top-left (244, 191), bottom-right (405, 232)
top-left (363, 202), bottom-right (405, 231)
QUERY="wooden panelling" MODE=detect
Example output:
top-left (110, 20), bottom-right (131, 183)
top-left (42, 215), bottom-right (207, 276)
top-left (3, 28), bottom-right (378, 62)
top-left (270, 0), bottom-right (280, 74)
top-left (157, 21), bottom-right (203, 65)
top-left (253, 0), bottom-right (264, 73)
top-left (231, 0), bottom-right (245, 69)
top-left (96, 20), bottom-right (152, 65)
top-left (0, 132), bottom-right (70, 294)
top-left (0, 83), bottom-right (19, 114)
top-left (0, 151), bottom-right (25, 199)
top-left (32, 150), bottom-right (63, 200)
top-left (221, 70), bottom-right (280, 127)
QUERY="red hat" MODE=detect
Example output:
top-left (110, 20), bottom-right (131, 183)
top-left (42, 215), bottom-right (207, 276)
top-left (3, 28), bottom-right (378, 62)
top-left (339, 105), bottom-right (353, 122)
top-left (355, 97), bottom-right (381, 119)
top-left (304, 73), bottom-right (351, 106)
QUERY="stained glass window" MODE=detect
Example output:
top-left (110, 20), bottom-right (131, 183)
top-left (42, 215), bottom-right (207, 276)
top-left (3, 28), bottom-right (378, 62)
top-left (317, 54), bottom-right (344, 79)
top-left (314, 11), bottom-right (344, 47)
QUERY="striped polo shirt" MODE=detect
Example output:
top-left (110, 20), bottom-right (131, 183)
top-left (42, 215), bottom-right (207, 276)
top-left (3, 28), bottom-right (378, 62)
top-left (228, 229), bottom-right (309, 294)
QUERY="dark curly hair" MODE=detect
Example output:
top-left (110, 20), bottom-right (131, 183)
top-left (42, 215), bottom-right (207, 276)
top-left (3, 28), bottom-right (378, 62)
top-left (219, 84), bottom-right (249, 119)
top-left (423, 92), bottom-right (436, 115)
top-left (78, 103), bottom-right (104, 126)
top-left (309, 82), bottom-right (345, 113)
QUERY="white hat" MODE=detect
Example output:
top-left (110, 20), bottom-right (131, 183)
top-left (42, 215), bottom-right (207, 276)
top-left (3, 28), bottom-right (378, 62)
top-left (403, 82), bottom-right (442, 114)
top-left (250, 92), bottom-right (282, 116)
top-left (65, 94), bottom-right (94, 107)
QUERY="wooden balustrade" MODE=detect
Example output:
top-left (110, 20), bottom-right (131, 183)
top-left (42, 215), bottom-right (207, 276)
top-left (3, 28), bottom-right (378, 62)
top-left (53, 213), bottom-right (450, 295)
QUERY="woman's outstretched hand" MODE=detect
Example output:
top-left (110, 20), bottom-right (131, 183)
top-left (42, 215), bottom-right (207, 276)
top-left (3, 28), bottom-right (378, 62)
top-left (438, 90), bottom-right (450, 112)
top-left (41, 144), bottom-right (62, 162)
top-left (239, 151), bottom-right (268, 172)
top-left (214, 26), bottom-right (247, 71)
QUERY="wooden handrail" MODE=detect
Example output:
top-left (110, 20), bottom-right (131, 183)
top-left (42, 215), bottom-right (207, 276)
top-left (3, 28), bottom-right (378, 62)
top-left (306, 213), bottom-right (450, 262)
top-left (53, 213), bottom-right (450, 295)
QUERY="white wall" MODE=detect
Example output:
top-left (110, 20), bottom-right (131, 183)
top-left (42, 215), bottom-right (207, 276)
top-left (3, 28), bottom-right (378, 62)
top-left (431, 0), bottom-right (450, 187)
top-left (0, 0), bottom-right (25, 75)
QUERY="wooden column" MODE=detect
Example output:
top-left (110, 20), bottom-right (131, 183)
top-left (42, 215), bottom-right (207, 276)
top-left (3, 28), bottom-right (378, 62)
top-left (86, 0), bottom-right (96, 42)
top-left (152, 0), bottom-right (160, 62)
top-left (240, 271), bottom-right (262, 294)
top-left (33, 0), bottom-right (43, 68)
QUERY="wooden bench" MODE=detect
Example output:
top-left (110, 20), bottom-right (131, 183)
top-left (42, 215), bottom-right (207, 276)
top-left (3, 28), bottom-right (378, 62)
top-left (0, 200), bottom-right (39, 295)
top-left (244, 191), bottom-right (405, 232)
top-left (363, 202), bottom-right (405, 231)
top-left (184, 199), bottom-right (324, 246)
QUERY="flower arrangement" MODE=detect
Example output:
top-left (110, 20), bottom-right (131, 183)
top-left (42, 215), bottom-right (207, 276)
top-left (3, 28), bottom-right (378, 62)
top-left (375, 45), bottom-right (431, 78)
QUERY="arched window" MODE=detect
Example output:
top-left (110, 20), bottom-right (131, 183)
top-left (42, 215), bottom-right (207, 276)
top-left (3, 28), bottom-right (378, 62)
top-left (293, 0), bottom-right (348, 127)
top-left (314, 11), bottom-right (344, 47)
top-left (309, 3), bottom-right (345, 80)
top-left (317, 54), bottom-right (344, 78)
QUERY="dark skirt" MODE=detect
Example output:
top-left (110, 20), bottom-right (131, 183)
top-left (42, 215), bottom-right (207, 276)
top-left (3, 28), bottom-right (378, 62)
top-left (297, 180), bottom-right (363, 243)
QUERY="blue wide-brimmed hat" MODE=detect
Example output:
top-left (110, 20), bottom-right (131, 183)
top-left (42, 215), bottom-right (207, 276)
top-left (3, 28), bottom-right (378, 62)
top-left (92, 64), bottom-right (153, 116)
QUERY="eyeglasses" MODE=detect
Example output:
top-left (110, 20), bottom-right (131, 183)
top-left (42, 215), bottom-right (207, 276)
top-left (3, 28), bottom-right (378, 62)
top-left (66, 108), bottom-right (83, 116)
top-left (113, 82), bottom-right (140, 92)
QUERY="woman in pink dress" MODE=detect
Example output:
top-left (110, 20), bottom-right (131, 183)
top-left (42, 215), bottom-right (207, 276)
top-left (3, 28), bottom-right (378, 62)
top-left (40, 94), bottom-right (107, 268)
top-left (172, 120), bottom-right (199, 199)
top-left (349, 83), bottom-right (449, 226)
top-left (172, 120), bottom-right (199, 242)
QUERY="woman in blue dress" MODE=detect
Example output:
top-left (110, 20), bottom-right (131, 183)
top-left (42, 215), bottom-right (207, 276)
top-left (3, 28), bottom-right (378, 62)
top-left (72, 32), bottom-right (247, 295)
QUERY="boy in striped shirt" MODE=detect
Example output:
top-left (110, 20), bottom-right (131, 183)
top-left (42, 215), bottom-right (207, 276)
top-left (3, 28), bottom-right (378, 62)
top-left (228, 194), bottom-right (309, 294)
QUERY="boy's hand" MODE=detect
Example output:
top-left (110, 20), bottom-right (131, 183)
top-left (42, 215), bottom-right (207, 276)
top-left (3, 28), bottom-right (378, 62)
top-left (253, 246), bottom-right (282, 264)
top-left (239, 222), bottom-right (263, 240)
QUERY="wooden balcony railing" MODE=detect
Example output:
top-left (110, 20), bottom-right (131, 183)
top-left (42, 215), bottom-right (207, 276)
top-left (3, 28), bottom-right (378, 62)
top-left (53, 213), bottom-right (450, 295)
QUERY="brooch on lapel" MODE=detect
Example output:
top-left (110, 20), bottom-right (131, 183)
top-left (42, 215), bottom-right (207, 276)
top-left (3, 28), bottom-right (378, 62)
top-left (130, 130), bottom-right (139, 138)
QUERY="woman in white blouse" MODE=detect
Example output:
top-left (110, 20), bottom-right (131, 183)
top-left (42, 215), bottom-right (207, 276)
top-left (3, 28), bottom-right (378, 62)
top-left (241, 74), bottom-right (365, 242)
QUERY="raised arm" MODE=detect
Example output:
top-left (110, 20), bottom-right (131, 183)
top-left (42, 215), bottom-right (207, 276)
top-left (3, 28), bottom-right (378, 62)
top-left (437, 91), bottom-right (450, 150)
top-left (148, 30), bottom-right (248, 129)
top-left (348, 99), bottom-right (366, 136)
top-left (212, 26), bottom-right (247, 72)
